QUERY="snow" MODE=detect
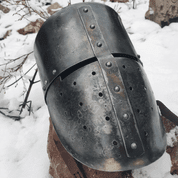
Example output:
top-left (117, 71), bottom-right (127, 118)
top-left (0, 0), bottom-right (178, 178)
top-left (133, 152), bottom-right (173, 178)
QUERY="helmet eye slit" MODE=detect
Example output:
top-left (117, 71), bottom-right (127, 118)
top-left (60, 57), bottom-right (97, 80)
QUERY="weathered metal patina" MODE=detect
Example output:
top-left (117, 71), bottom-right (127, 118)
top-left (34, 2), bottom-right (166, 171)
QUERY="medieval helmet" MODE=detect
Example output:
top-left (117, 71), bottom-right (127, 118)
top-left (34, 2), bottom-right (166, 172)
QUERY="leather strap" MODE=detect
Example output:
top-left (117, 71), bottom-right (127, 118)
top-left (53, 129), bottom-right (85, 178)
top-left (157, 100), bottom-right (178, 126)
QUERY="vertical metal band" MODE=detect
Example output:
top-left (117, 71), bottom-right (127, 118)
top-left (78, 5), bottom-right (145, 158)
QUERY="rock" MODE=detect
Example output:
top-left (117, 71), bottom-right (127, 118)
top-left (47, 118), bottom-right (133, 178)
top-left (0, 4), bottom-right (10, 13)
top-left (17, 18), bottom-right (44, 35)
top-left (145, 0), bottom-right (178, 27)
top-left (47, 2), bottom-right (62, 15)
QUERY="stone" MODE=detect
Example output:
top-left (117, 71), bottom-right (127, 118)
top-left (47, 115), bottom-right (178, 177)
top-left (17, 18), bottom-right (44, 35)
top-left (145, 0), bottom-right (178, 27)
top-left (47, 2), bottom-right (62, 15)
top-left (0, 4), bottom-right (10, 13)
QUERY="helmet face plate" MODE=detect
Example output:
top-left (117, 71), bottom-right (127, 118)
top-left (34, 2), bottom-right (166, 172)
top-left (46, 56), bottom-right (166, 171)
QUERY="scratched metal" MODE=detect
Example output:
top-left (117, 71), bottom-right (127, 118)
top-left (78, 5), bottom-right (144, 158)
top-left (35, 2), bottom-right (167, 172)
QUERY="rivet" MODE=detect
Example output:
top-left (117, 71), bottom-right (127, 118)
top-left (90, 24), bottom-right (95, 29)
top-left (123, 113), bottom-right (129, 119)
top-left (131, 143), bottom-right (137, 149)
top-left (44, 80), bottom-right (47, 85)
top-left (83, 8), bottom-right (88, 12)
top-left (52, 69), bottom-right (56, 75)
top-left (106, 62), bottom-right (112, 67)
top-left (97, 42), bottom-right (102, 47)
top-left (114, 86), bottom-right (120, 92)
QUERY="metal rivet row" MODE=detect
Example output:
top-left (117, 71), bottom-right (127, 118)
top-left (131, 143), bottom-right (137, 149)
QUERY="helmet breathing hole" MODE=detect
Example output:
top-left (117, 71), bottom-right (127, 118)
top-left (144, 131), bottom-right (148, 136)
top-left (151, 107), bottom-right (153, 111)
top-left (137, 109), bottom-right (141, 114)
top-left (60, 92), bottom-right (63, 96)
top-left (79, 102), bottom-right (83, 106)
top-left (83, 125), bottom-right (87, 130)
top-left (99, 92), bottom-right (103, 97)
top-left (113, 141), bottom-right (118, 145)
top-left (129, 87), bottom-right (133, 91)
top-left (73, 81), bottom-right (77, 85)
top-left (92, 71), bottom-right (96, 75)
top-left (105, 116), bottom-right (110, 121)
top-left (122, 65), bottom-right (126, 69)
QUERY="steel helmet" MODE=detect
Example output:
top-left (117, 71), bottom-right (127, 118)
top-left (34, 2), bottom-right (166, 172)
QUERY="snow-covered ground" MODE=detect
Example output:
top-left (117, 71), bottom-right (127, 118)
top-left (0, 0), bottom-right (178, 178)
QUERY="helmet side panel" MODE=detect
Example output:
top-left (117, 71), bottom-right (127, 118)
top-left (34, 5), bottom-right (94, 93)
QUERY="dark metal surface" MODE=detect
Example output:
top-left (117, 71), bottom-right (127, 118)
top-left (34, 2), bottom-right (166, 172)
top-left (46, 57), bottom-right (166, 171)
top-left (34, 2), bottom-right (139, 98)
top-left (78, 5), bottom-right (144, 158)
